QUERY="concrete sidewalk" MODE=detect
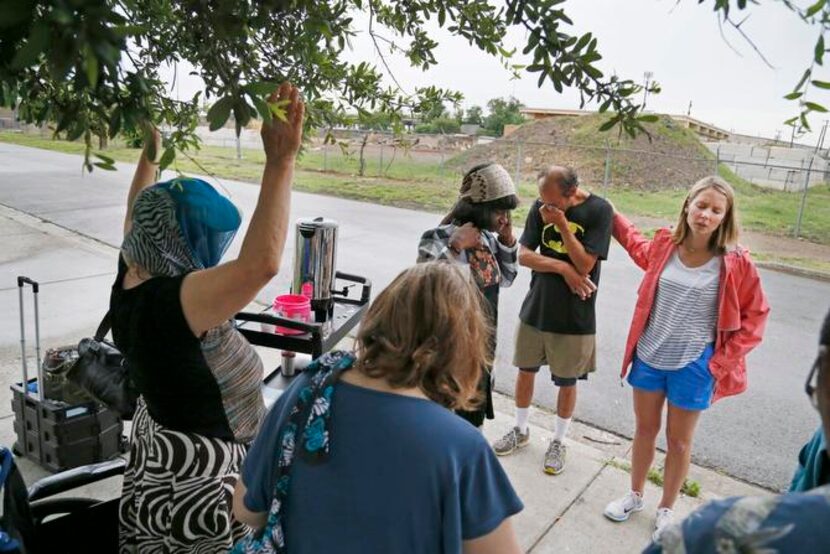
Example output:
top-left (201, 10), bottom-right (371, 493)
top-left (483, 393), bottom-right (769, 553)
top-left (1, 197), bottom-right (771, 553)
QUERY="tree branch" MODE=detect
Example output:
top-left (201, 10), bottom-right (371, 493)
top-left (723, 13), bottom-right (775, 69)
top-left (368, 3), bottom-right (408, 94)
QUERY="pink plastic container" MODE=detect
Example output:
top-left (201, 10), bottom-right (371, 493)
top-left (273, 294), bottom-right (311, 335)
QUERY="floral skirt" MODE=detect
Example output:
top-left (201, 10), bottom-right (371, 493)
top-left (119, 398), bottom-right (250, 553)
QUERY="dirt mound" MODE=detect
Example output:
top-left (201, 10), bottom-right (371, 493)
top-left (450, 114), bottom-right (717, 191)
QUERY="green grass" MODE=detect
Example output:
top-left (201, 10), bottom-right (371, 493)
top-left (2, 130), bottom-right (829, 248)
top-left (607, 459), bottom-right (701, 498)
top-left (751, 252), bottom-right (830, 274)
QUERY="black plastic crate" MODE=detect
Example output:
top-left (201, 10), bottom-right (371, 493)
top-left (10, 381), bottom-right (124, 473)
top-left (39, 422), bottom-right (122, 473)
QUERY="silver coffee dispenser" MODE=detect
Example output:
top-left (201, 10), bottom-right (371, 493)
top-left (291, 217), bottom-right (338, 322)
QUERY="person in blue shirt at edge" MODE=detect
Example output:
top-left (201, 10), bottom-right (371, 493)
top-left (643, 307), bottom-right (830, 553)
top-left (232, 262), bottom-right (524, 554)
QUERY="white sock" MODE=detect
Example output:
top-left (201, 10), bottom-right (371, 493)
top-left (553, 415), bottom-right (571, 442)
top-left (515, 407), bottom-right (530, 433)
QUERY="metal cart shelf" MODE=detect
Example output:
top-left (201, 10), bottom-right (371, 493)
top-left (235, 271), bottom-right (371, 368)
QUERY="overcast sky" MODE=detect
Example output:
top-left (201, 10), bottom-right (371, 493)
top-left (170, 1), bottom-right (827, 143)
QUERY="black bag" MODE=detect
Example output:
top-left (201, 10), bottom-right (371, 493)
top-left (67, 312), bottom-right (137, 419)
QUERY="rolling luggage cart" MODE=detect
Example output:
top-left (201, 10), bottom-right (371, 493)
top-left (11, 277), bottom-right (124, 473)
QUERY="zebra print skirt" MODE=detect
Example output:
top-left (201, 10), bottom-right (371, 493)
top-left (119, 397), bottom-right (250, 553)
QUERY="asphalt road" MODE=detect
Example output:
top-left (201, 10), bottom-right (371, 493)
top-left (0, 142), bottom-right (826, 491)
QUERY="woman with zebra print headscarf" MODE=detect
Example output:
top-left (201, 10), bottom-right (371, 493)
top-left (111, 83), bottom-right (304, 552)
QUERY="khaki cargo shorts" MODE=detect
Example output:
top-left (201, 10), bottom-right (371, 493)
top-left (513, 321), bottom-right (596, 381)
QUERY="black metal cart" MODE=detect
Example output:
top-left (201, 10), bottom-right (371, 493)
top-left (236, 271), bottom-right (371, 386)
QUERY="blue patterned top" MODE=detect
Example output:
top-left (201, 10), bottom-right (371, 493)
top-left (236, 351), bottom-right (523, 553)
top-left (644, 484), bottom-right (830, 553)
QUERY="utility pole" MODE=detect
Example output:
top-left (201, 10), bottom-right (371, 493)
top-left (687, 100), bottom-right (692, 116)
top-left (642, 71), bottom-right (654, 109)
top-left (817, 119), bottom-right (829, 154)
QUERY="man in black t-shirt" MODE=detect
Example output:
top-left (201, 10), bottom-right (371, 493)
top-left (492, 165), bottom-right (613, 476)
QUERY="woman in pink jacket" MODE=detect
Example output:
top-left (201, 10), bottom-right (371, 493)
top-left (602, 176), bottom-right (770, 542)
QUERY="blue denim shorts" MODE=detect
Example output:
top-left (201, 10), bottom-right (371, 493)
top-left (628, 344), bottom-right (715, 411)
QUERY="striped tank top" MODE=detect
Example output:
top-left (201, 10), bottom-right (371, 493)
top-left (637, 252), bottom-right (721, 370)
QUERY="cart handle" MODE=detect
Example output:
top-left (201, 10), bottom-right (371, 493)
top-left (334, 271), bottom-right (372, 304)
top-left (234, 312), bottom-right (322, 335)
top-left (17, 276), bottom-right (39, 293)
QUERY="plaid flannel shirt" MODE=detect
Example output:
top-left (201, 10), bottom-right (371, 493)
top-left (417, 224), bottom-right (518, 288)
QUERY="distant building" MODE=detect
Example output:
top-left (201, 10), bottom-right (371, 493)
top-left (670, 115), bottom-right (730, 142)
top-left (518, 107), bottom-right (730, 142)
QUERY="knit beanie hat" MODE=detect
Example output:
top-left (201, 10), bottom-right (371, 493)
top-left (458, 163), bottom-right (516, 203)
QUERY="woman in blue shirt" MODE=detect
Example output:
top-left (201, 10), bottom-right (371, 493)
top-left (232, 262), bottom-right (523, 554)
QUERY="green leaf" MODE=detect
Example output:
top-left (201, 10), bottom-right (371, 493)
top-left (800, 112), bottom-right (812, 131)
top-left (112, 24), bottom-right (149, 38)
top-left (784, 91), bottom-right (803, 100)
top-left (93, 161), bottom-right (116, 171)
top-left (233, 100), bottom-right (252, 129)
top-left (599, 117), bottom-right (618, 132)
top-left (159, 147), bottom-right (175, 170)
top-left (268, 98), bottom-right (290, 122)
top-left (83, 44), bottom-right (99, 88)
top-left (207, 96), bottom-right (234, 131)
top-left (250, 95), bottom-right (271, 122)
top-left (0, 0), bottom-right (34, 29)
top-left (144, 127), bottom-right (157, 162)
top-left (805, 101), bottom-right (828, 112)
top-left (67, 121), bottom-right (85, 142)
top-left (49, 6), bottom-right (72, 25)
top-left (93, 153), bottom-right (114, 164)
top-left (584, 65), bottom-right (603, 80)
top-left (243, 81), bottom-right (280, 97)
top-left (806, 0), bottom-right (826, 18)
top-left (12, 21), bottom-right (49, 69)
top-left (574, 33), bottom-right (592, 52)
top-left (795, 68), bottom-right (812, 91)
top-left (816, 35), bottom-right (825, 65)
top-left (812, 80), bottom-right (830, 89)
top-left (108, 107), bottom-right (122, 139)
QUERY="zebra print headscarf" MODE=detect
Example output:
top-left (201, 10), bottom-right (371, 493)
top-left (122, 178), bottom-right (241, 277)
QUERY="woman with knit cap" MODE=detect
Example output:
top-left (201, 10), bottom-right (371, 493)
top-left (417, 163), bottom-right (520, 428)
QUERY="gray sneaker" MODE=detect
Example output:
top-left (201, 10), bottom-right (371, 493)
top-left (544, 439), bottom-right (566, 475)
top-left (492, 426), bottom-right (530, 456)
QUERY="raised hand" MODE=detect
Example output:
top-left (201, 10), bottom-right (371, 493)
top-left (449, 222), bottom-right (482, 251)
top-left (540, 203), bottom-right (568, 230)
top-left (261, 82), bottom-right (305, 164)
top-left (497, 211), bottom-right (515, 246)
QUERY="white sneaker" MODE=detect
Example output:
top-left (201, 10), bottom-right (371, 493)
top-left (603, 491), bottom-right (644, 522)
top-left (652, 507), bottom-right (674, 543)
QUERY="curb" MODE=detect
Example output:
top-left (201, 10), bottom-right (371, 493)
top-left (755, 261), bottom-right (830, 283)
